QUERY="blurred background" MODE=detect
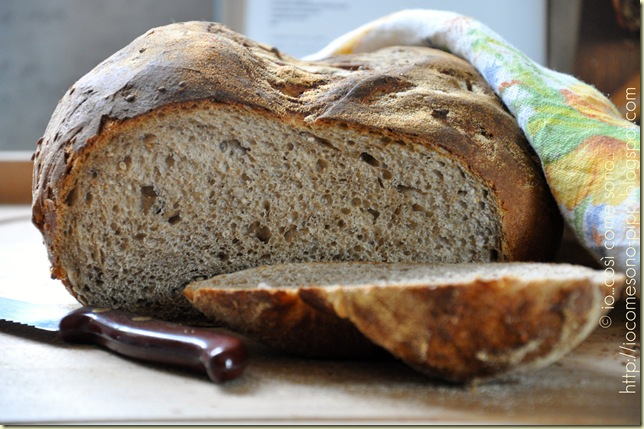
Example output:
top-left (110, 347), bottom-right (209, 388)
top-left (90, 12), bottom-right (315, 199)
top-left (0, 0), bottom-right (639, 153)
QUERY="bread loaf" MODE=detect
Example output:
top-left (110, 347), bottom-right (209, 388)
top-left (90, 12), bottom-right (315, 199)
top-left (31, 22), bottom-right (562, 319)
top-left (184, 262), bottom-right (621, 383)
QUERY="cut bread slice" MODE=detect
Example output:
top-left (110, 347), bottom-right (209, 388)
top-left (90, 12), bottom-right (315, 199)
top-left (184, 261), bottom-right (622, 383)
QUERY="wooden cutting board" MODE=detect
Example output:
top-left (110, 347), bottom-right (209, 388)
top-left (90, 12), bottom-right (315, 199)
top-left (0, 205), bottom-right (640, 425)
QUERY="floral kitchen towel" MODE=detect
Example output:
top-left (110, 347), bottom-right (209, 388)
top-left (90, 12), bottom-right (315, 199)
top-left (306, 9), bottom-right (640, 278)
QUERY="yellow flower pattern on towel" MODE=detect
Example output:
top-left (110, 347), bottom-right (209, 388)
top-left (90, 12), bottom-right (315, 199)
top-left (562, 84), bottom-right (627, 127)
top-left (546, 135), bottom-right (636, 210)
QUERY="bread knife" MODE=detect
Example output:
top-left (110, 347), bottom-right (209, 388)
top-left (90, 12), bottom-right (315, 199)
top-left (0, 296), bottom-right (247, 382)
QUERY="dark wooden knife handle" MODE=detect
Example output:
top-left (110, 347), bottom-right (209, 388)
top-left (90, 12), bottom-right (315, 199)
top-left (58, 306), bottom-right (248, 382)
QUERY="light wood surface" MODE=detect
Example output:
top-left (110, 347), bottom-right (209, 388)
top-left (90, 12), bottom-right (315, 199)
top-left (0, 205), bottom-right (640, 425)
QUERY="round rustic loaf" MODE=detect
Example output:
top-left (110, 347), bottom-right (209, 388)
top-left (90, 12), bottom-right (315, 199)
top-left (31, 22), bottom-right (562, 319)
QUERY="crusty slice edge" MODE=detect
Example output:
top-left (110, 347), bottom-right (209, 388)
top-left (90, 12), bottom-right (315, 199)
top-left (184, 262), bottom-right (623, 382)
top-left (306, 274), bottom-right (614, 382)
top-left (183, 266), bottom-right (386, 358)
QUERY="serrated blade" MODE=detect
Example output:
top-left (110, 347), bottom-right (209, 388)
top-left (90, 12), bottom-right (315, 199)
top-left (0, 297), bottom-right (69, 331)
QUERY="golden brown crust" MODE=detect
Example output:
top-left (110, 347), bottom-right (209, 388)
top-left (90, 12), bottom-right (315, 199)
top-left (185, 262), bottom-right (622, 383)
top-left (310, 277), bottom-right (606, 382)
top-left (182, 272), bottom-right (386, 358)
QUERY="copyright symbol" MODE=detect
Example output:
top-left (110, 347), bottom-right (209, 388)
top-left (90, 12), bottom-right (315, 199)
top-left (599, 315), bottom-right (612, 328)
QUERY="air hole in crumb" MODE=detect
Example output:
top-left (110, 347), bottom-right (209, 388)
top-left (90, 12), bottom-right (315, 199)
top-left (432, 169), bottom-right (444, 181)
top-left (315, 137), bottom-right (336, 150)
top-left (283, 226), bottom-right (297, 243)
top-left (316, 159), bottom-right (328, 172)
top-left (412, 204), bottom-right (425, 212)
top-left (367, 208), bottom-right (380, 223)
top-left (165, 154), bottom-right (175, 168)
top-left (396, 184), bottom-right (419, 194)
top-left (143, 133), bottom-right (157, 148)
top-left (64, 187), bottom-right (78, 206)
top-left (168, 213), bottom-right (181, 225)
top-left (490, 249), bottom-right (499, 261)
top-left (301, 132), bottom-right (339, 151)
top-left (140, 185), bottom-right (157, 214)
top-left (84, 192), bottom-right (92, 205)
top-left (382, 170), bottom-right (393, 180)
top-left (360, 152), bottom-right (380, 167)
top-left (134, 233), bottom-right (146, 240)
top-left (220, 139), bottom-right (249, 156)
top-left (255, 225), bottom-right (272, 243)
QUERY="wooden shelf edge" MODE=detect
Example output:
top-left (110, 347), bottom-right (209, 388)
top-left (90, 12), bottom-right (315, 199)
top-left (0, 152), bottom-right (34, 205)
